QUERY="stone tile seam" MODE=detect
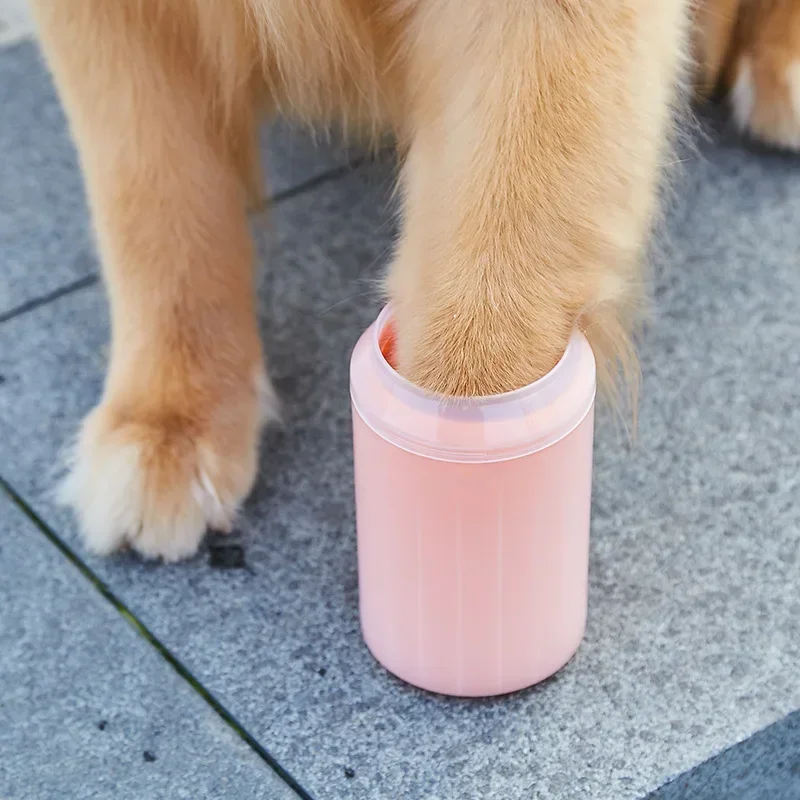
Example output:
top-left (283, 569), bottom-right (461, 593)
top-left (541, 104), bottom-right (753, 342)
top-left (0, 154), bottom-right (380, 327)
top-left (0, 474), bottom-right (318, 800)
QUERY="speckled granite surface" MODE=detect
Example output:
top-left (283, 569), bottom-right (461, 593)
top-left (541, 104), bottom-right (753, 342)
top-left (648, 711), bottom-right (800, 800)
top-left (1, 26), bottom-right (799, 800)
top-left (0, 493), bottom-right (297, 800)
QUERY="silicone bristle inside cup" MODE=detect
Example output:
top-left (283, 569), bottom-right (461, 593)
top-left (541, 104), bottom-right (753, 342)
top-left (379, 320), bottom-right (398, 370)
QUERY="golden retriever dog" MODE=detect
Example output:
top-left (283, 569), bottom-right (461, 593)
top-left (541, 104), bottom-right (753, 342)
top-left (28, 0), bottom-right (799, 561)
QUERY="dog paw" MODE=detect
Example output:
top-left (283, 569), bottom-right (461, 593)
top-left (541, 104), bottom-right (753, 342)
top-left (695, 0), bottom-right (800, 150)
top-left (729, 49), bottom-right (800, 151)
top-left (60, 373), bottom-right (277, 562)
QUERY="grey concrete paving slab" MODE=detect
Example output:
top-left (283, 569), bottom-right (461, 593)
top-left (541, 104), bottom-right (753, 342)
top-left (646, 711), bottom-right (800, 800)
top-left (0, 40), bottom-right (358, 319)
top-left (0, 492), bottom-right (300, 800)
top-left (0, 121), bottom-right (798, 800)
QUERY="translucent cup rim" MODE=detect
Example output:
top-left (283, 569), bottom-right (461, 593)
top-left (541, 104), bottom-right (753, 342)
top-left (371, 305), bottom-right (575, 416)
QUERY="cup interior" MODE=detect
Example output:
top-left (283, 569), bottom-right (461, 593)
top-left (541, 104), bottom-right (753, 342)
top-left (372, 306), bottom-right (574, 409)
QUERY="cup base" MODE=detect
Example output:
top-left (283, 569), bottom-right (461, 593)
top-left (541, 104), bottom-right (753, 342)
top-left (362, 622), bottom-right (586, 698)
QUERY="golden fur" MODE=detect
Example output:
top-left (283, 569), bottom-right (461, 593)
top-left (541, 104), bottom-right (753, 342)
top-left (28, 0), bottom-right (793, 560)
top-left (697, 0), bottom-right (800, 150)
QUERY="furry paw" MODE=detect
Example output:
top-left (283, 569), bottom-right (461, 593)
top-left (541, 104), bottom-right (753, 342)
top-left (729, 42), bottom-right (800, 150)
top-left (696, 0), bottom-right (800, 150)
top-left (60, 374), bottom-right (276, 562)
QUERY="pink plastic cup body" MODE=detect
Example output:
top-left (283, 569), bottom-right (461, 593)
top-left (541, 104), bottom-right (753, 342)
top-left (350, 307), bottom-right (596, 697)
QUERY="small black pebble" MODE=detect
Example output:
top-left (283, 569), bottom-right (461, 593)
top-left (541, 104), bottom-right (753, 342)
top-left (143, 751), bottom-right (157, 763)
top-left (317, 668), bottom-right (327, 677)
top-left (97, 720), bottom-right (108, 731)
top-left (208, 542), bottom-right (246, 569)
top-left (344, 767), bottom-right (355, 779)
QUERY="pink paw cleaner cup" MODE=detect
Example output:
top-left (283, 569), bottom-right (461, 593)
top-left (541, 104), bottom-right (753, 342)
top-left (350, 307), bottom-right (596, 697)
